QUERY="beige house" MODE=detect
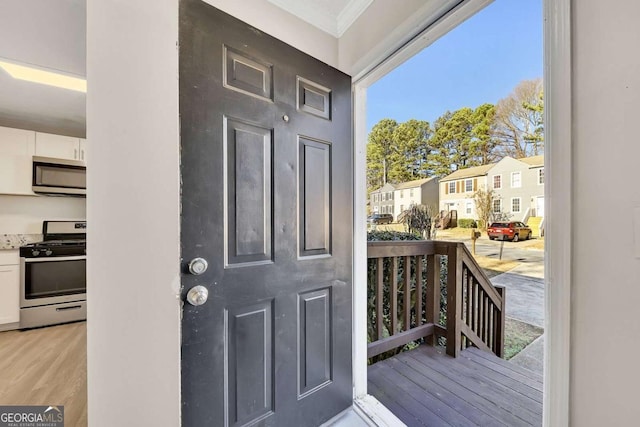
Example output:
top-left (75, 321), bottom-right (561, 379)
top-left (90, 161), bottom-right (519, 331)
top-left (393, 177), bottom-right (439, 220)
top-left (438, 164), bottom-right (494, 219)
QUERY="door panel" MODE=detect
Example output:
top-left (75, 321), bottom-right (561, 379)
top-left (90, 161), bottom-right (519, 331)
top-left (224, 117), bottom-right (273, 266)
top-left (179, 1), bottom-right (353, 426)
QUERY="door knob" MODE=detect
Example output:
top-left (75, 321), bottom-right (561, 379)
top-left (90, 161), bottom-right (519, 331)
top-left (186, 285), bottom-right (209, 306)
top-left (188, 257), bottom-right (208, 275)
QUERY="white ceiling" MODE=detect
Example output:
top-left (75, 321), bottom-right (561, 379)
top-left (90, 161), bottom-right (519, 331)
top-left (267, 0), bottom-right (373, 37)
top-left (0, 0), bottom-right (86, 137)
top-left (0, 0), bottom-right (370, 138)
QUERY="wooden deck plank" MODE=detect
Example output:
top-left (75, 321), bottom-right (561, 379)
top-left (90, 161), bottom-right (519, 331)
top-left (369, 364), bottom-right (452, 427)
top-left (465, 346), bottom-right (543, 384)
top-left (367, 380), bottom-right (427, 427)
top-left (384, 357), bottom-right (507, 427)
top-left (402, 350), bottom-right (539, 425)
top-left (454, 352), bottom-right (544, 402)
top-left (394, 354), bottom-right (530, 427)
top-left (407, 347), bottom-right (542, 420)
top-left (368, 345), bottom-right (543, 427)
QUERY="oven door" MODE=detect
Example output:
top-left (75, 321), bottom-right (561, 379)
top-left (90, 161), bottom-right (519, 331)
top-left (20, 255), bottom-right (86, 308)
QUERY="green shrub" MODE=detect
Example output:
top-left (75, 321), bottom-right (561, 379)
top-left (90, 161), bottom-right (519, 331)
top-left (367, 230), bottom-right (422, 241)
top-left (458, 219), bottom-right (478, 228)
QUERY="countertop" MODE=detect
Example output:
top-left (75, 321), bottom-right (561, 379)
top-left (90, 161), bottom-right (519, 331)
top-left (0, 234), bottom-right (42, 250)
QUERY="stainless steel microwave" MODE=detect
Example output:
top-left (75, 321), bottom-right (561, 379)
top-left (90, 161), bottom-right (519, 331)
top-left (32, 156), bottom-right (87, 197)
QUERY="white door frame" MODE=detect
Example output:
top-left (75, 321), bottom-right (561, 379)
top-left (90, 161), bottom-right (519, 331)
top-left (351, 1), bottom-right (572, 426)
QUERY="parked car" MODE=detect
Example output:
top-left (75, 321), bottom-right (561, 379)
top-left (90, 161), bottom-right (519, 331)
top-left (367, 213), bottom-right (394, 225)
top-left (487, 221), bottom-right (532, 242)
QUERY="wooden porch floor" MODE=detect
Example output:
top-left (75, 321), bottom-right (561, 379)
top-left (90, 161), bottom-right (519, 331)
top-left (368, 345), bottom-right (543, 427)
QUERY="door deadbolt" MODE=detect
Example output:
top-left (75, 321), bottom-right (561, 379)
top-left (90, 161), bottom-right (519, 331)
top-left (188, 257), bottom-right (208, 275)
top-left (186, 285), bottom-right (209, 306)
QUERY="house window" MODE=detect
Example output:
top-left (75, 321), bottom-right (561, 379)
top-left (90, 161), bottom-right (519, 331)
top-left (373, 194), bottom-right (378, 202)
top-left (448, 182), bottom-right (456, 194)
top-left (410, 188), bottom-right (414, 197)
top-left (466, 202), bottom-right (472, 215)
top-left (400, 190), bottom-right (404, 198)
top-left (388, 192), bottom-right (393, 200)
top-left (400, 204), bottom-right (404, 213)
top-left (493, 199), bottom-right (502, 213)
top-left (465, 179), bottom-right (473, 192)
top-left (493, 175), bottom-right (502, 189)
top-left (511, 171), bottom-right (521, 188)
top-left (538, 168), bottom-right (544, 185)
top-left (512, 197), bottom-right (521, 213)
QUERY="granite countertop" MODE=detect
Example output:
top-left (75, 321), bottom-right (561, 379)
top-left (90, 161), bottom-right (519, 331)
top-left (0, 234), bottom-right (43, 250)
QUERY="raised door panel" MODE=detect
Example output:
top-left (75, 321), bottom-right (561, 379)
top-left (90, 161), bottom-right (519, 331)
top-left (298, 288), bottom-right (332, 398)
top-left (0, 126), bottom-right (36, 195)
top-left (0, 264), bottom-right (20, 325)
top-left (35, 132), bottom-right (80, 161)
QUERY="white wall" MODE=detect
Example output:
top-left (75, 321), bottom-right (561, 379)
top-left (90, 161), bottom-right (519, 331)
top-left (0, 195), bottom-right (85, 234)
top-left (86, 0), bottom-right (181, 426)
top-left (570, 1), bottom-right (640, 425)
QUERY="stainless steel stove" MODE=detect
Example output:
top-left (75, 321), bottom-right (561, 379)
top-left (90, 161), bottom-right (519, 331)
top-left (19, 221), bottom-right (86, 328)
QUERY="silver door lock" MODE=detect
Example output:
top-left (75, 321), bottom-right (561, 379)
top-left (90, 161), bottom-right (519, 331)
top-left (188, 257), bottom-right (208, 275)
top-left (186, 285), bottom-right (209, 306)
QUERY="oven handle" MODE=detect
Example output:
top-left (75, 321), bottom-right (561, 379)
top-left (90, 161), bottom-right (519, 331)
top-left (23, 255), bottom-right (86, 263)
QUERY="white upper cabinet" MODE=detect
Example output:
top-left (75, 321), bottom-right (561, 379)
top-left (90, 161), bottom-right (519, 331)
top-left (79, 138), bottom-right (87, 162)
top-left (35, 132), bottom-right (82, 161)
top-left (0, 126), bottom-right (36, 195)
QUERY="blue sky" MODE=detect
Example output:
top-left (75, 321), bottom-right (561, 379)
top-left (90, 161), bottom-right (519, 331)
top-left (366, 0), bottom-right (543, 131)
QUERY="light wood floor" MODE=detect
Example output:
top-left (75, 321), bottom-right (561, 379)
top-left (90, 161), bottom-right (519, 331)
top-left (0, 321), bottom-right (87, 427)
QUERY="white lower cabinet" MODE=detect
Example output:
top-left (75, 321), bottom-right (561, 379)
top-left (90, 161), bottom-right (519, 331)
top-left (0, 251), bottom-right (20, 326)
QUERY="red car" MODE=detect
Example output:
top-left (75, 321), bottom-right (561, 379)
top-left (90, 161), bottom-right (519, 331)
top-left (487, 222), bottom-right (532, 242)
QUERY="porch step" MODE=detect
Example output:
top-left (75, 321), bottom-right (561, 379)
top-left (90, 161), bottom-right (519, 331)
top-left (526, 216), bottom-right (544, 238)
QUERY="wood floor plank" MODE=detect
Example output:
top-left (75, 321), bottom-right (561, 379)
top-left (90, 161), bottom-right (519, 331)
top-left (413, 346), bottom-right (542, 407)
top-left (385, 357), bottom-right (508, 427)
top-left (405, 347), bottom-right (542, 421)
top-left (0, 322), bottom-right (87, 427)
top-left (455, 352), bottom-right (543, 401)
top-left (394, 352), bottom-right (532, 427)
top-left (369, 365), bottom-right (452, 427)
top-left (464, 346), bottom-right (543, 386)
top-left (393, 346), bottom-right (541, 425)
top-left (368, 380), bottom-right (427, 427)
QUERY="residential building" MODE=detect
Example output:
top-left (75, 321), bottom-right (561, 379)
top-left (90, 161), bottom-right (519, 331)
top-left (488, 155), bottom-right (544, 222)
top-left (393, 177), bottom-right (439, 220)
top-left (369, 182), bottom-right (396, 216)
top-left (439, 164), bottom-right (494, 219)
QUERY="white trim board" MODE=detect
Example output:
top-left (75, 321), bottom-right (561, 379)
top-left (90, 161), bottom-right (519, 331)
top-left (543, 0), bottom-right (571, 425)
top-left (351, 0), bottom-right (496, 401)
top-left (352, 0), bottom-right (572, 425)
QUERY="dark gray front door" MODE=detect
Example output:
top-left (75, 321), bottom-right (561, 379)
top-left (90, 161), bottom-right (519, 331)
top-left (179, 1), bottom-right (353, 426)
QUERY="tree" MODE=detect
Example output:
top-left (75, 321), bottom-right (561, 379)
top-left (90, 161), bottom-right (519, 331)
top-left (428, 105), bottom-right (499, 177)
top-left (366, 119), bottom-right (398, 191)
top-left (493, 78), bottom-right (544, 158)
top-left (389, 119), bottom-right (432, 182)
top-left (472, 187), bottom-right (497, 230)
top-left (402, 204), bottom-right (435, 239)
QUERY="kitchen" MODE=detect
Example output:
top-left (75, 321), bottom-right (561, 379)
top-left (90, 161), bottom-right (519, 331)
top-left (0, 1), bottom-right (88, 426)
